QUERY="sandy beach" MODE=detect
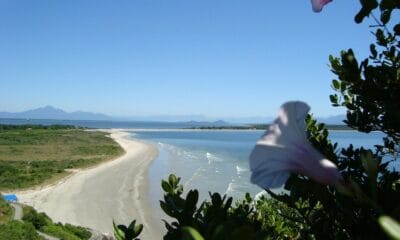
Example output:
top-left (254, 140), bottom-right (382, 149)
top-left (17, 130), bottom-right (163, 239)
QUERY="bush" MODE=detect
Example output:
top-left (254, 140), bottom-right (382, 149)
top-left (41, 224), bottom-right (81, 240)
top-left (22, 206), bottom-right (52, 230)
top-left (0, 220), bottom-right (43, 240)
top-left (0, 193), bottom-right (13, 223)
top-left (22, 206), bottom-right (91, 240)
top-left (64, 223), bottom-right (92, 240)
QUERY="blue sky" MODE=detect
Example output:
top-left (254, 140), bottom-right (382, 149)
top-left (0, 1), bottom-right (377, 120)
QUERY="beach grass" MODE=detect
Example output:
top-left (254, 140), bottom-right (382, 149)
top-left (0, 127), bottom-right (124, 190)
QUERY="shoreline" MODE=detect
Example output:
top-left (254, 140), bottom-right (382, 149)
top-left (16, 129), bottom-right (163, 239)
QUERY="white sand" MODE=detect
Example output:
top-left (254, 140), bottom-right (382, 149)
top-left (17, 130), bottom-right (163, 239)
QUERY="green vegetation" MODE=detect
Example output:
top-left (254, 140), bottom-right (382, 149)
top-left (188, 124), bottom-right (352, 130)
top-left (0, 124), bottom-right (81, 130)
top-left (0, 194), bottom-right (13, 223)
top-left (22, 205), bottom-right (92, 240)
top-left (0, 125), bottom-right (124, 190)
top-left (159, 174), bottom-right (306, 240)
top-left (118, 1), bottom-right (400, 239)
top-left (115, 174), bottom-right (309, 240)
top-left (0, 192), bottom-right (91, 240)
top-left (0, 220), bottom-right (44, 240)
top-left (114, 220), bottom-right (143, 240)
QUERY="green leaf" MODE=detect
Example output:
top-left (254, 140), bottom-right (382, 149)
top-left (127, 220), bottom-right (136, 231)
top-left (133, 223), bottom-right (144, 238)
top-left (162, 180), bottom-right (173, 193)
top-left (394, 24), bottom-right (400, 36)
top-left (182, 226), bottom-right (205, 240)
top-left (332, 80), bottom-right (340, 90)
top-left (330, 94), bottom-right (338, 104)
top-left (211, 193), bottom-right (222, 206)
top-left (169, 174), bottom-right (179, 187)
top-left (380, 9), bottom-right (391, 24)
top-left (113, 220), bottom-right (126, 240)
top-left (185, 190), bottom-right (199, 213)
top-left (160, 200), bottom-right (177, 218)
top-left (370, 44), bottom-right (377, 58)
top-left (376, 29), bottom-right (387, 46)
top-left (354, 9), bottom-right (367, 24)
top-left (379, 216), bottom-right (400, 240)
top-left (361, 150), bottom-right (378, 180)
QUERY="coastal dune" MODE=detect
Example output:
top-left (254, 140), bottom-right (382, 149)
top-left (17, 130), bottom-right (162, 239)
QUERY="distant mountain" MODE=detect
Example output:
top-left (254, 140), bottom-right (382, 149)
top-left (117, 114), bottom-right (210, 122)
top-left (224, 116), bottom-right (274, 124)
top-left (185, 120), bottom-right (230, 127)
top-left (317, 114), bottom-right (346, 125)
top-left (0, 106), bottom-right (112, 121)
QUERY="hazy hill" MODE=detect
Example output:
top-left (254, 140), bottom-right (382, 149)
top-left (317, 114), bottom-right (346, 124)
top-left (0, 106), bottom-right (112, 121)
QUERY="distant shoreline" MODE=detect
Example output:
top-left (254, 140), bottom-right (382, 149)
top-left (185, 124), bottom-right (353, 131)
top-left (0, 119), bottom-right (349, 130)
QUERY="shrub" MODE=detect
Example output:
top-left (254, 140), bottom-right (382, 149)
top-left (22, 206), bottom-right (52, 230)
top-left (0, 193), bottom-right (13, 223)
top-left (64, 223), bottom-right (92, 240)
top-left (22, 206), bottom-right (91, 240)
top-left (0, 220), bottom-right (43, 240)
top-left (41, 224), bottom-right (81, 240)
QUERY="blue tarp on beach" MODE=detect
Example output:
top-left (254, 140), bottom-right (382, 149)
top-left (3, 194), bottom-right (18, 202)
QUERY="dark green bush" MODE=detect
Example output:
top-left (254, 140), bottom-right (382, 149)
top-left (41, 224), bottom-right (81, 240)
top-left (22, 206), bottom-right (91, 240)
top-left (22, 206), bottom-right (52, 230)
top-left (0, 220), bottom-right (43, 240)
top-left (160, 175), bottom-right (268, 240)
top-left (64, 223), bottom-right (92, 240)
top-left (0, 193), bottom-right (13, 223)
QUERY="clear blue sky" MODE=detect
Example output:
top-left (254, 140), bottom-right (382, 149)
top-left (0, 1), bottom-right (376, 119)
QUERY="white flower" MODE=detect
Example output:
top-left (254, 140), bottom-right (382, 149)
top-left (311, 0), bottom-right (332, 12)
top-left (249, 101), bottom-right (341, 189)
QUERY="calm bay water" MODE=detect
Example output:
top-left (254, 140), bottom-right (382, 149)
top-left (131, 130), bottom-right (387, 212)
top-left (0, 119), bottom-right (392, 208)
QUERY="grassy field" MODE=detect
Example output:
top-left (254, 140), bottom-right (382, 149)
top-left (0, 126), bottom-right (124, 190)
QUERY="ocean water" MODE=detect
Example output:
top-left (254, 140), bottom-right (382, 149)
top-left (131, 130), bottom-right (387, 212)
top-left (0, 118), bottom-right (229, 129)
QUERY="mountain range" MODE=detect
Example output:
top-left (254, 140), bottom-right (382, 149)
top-left (0, 106), bottom-right (346, 124)
top-left (0, 106), bottom-right (112, 121)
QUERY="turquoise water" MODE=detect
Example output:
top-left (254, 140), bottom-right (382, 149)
top-left (131, 130), bottom-right (387, 212)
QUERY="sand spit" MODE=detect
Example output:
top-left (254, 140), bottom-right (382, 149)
top-left (17, 130), bottom-right (162, 239)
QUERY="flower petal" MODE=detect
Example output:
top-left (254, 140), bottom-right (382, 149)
top-left (311, 0), bottom-right (332, 12)
top-left (251, 169), bottom-right (289, 189)
top-left (249, 101), bottom-right (342, 189)
top-left (258, 101), bottom-right (310, 147)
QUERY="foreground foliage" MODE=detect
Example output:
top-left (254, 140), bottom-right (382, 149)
top-left (160, 175), bottom-right (312, 240)
top-left (113, 220), bottom-right (143, 240)
top-left (117, 1), bottom-right (399, 239)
